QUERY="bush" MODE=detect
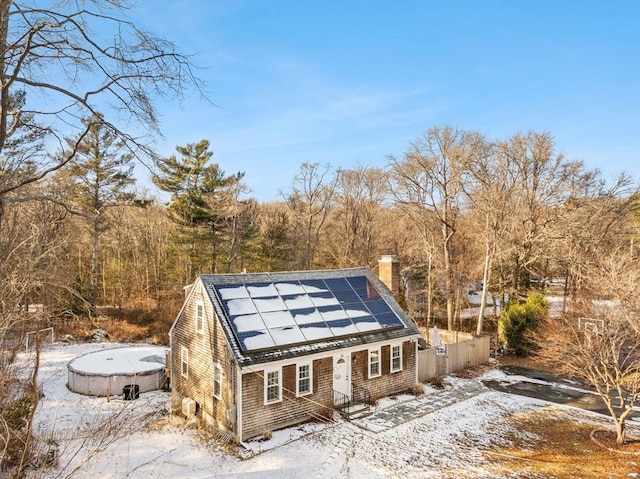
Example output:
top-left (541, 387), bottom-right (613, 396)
top-left (498, 292), bottom-right (548, 355)
top-left (428, 375), bottom-right (445, 389)
top-left (409, 383), bottom-right (425, 397)
top-left (0, 393), bottom-right (36, 472)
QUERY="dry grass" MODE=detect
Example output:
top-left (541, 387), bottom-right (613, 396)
top-left (105, 321), bottom-right (149, 342)
top-left (484, 408), bottom-right (640, 478)
top-left (54, 315), bottom-right (169, 345)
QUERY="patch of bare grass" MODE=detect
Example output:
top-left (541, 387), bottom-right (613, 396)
top-left (483, 407), bottom-right (640, 478)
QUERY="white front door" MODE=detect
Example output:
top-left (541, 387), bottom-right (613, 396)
top-left (333, 353), bottom-right (351, 401)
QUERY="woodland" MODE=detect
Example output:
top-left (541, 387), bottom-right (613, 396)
top-left (0, 1), bottom-right (639, 475)
top-left (4, 128), bottom-right (637, 339)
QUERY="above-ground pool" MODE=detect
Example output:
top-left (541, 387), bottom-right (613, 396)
top-left (67, 345), bottom-right (168, 397)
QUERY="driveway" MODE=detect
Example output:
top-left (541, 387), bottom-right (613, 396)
top-left (482, 365), bottom-right (640, 421)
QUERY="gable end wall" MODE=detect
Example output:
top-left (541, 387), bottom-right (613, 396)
top-left (170, 280), bottom-right (237, 438)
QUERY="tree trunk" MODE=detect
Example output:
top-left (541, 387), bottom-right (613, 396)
top-left (511, 256), bottom-right (520, 296)
top-left (615, 418), bottom-right (626, 445)
top-left (476, 238), bottom-right (493, 335)
top-left (562, 266), bottom-right (570, 314)
top-left (92, 214), bottom-right (99, 314)
top-left (443, 225), bottom-right (454, 330)
top-left (0, 0), bottom-right (10, 155)
top-left (426, 251), bottom-right (433, 330)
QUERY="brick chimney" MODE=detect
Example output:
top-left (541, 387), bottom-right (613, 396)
top-left (378, 255), bottom-right (400, 297)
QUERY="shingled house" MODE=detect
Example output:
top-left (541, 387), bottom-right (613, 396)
top-left (169, 265), bottom-right (420, 442)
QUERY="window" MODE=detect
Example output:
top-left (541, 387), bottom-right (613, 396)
top-left (369, 348), bottom-right (381, 378)
top-left (264, 368), bottom-right (282, 404)
top-left (391, 344), bottom-right (402, 373)
top-left (213, 363), bottom-right (222, 399)
top-left (195, 301), bottom-right (204, 334)
top-left (297, 363), bottom-right (312, 396)
top-left (181, 346), bottom-right (189, 378)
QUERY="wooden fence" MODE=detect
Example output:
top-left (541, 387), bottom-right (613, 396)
top-left (417, 328), bottom-right (490, 382)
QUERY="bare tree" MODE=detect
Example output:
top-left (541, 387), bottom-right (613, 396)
top-left (117, 198), bottom-right (173, 303)
top-left (0, 187), bottom-right (69, 344)
top-left (399, 214), bottom-right (440, 328)
top-left (534, 248), bottom-right (640, 445)
top-left (324, 165), bottom-right (389, 268)
top-left (533, 175), bottom-right (639, 445)
top-left (556, 173), bottom-right (639, 308)
top-left (0, 0), bottom-right (204, 203)
top-left (463, 141), bottom-right (518, 334)
top-left (390, 126), bottom-right (486, 330)
top-left (500, 132), bottom-right (584, 295)
top-left (255, 202), bottom-right (292, 272)
top-left (0, 1), bottom-right (204, 473)
top-left (0, 0), bottom-right (205, 320)
top-left (219, 197), bottom-right (258, 273)
top-left (282, 163), bottom-right (338, 270)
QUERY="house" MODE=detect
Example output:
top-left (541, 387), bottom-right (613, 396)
top-left (169, 263), bottom-right (421, 442)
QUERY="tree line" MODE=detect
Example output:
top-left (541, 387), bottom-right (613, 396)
top-left (5, 124), bottom-right (638, 336)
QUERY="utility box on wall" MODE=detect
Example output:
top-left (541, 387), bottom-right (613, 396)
top-left (182, 397), bottom-right (196, 416)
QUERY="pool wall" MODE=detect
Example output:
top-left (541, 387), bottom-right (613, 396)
top-left (67, 367), bottom-right (166, 396)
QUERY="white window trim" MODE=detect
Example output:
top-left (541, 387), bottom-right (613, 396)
top-left (390, 343), bottom-right (403, 373)
top-left (368, 347), bottom-right (381, 378)
top-left (296, 362), bottom-right (313, 397)
top-left (181, 346), bottom-right (189, 378)
top-left (195, 300), bottom-right (204, 334)
top-left (213, 363), bottom-right (222, 400)
top-left (264, 367), bottom-right (282, 405)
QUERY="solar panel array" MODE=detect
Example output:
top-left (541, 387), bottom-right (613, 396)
top-left (212, 276), bottom-right (405, 352)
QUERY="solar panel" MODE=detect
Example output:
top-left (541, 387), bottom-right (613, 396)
top-left (299, 321), bottom-right (333, 341)
top-left (318, 305), bottom-right (349, 322)
top-left (246, 283), bottom-right (278, 298)
top-left (333, 289), bottom-right (360, 304)
top-left (269, 325), bottom-right (306, 346)
top-left (218, 285), bottom-right (249, 300)
top-left (213, 276), bottom-right (405, 352)
top-left (226, 298), bottom-right (257, 316)
top-left (237, 329), bottom-right (275, 350)
top-left (292, 307), bottom-right (323, 325)
top-left (323, 277), bottom-right (351, 291)
top-left (253, 296), bottom-right (287, 313)
top-left (275, 282), bottom-right (307, 295)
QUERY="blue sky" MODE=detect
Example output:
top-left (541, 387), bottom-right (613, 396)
top-left (133, 0), bottom-right (640, 202)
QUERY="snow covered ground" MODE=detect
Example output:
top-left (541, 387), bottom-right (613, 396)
top-left (20, 341), bottom-right (628, 478)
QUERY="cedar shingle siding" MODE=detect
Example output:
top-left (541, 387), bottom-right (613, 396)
top-left (240, 358), bottom-right (334, 440)
top-left (351, 342), bottom-right (416, 402)
top-left (171, 281), bottom-right (237, 436)
top-left (170, 268), bottom-right (421, 443)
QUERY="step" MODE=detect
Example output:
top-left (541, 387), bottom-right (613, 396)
top-left (341, 403), bottom-right (370, 419)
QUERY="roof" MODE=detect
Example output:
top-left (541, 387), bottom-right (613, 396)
top-left (200, 267), bottom-right (420, 367)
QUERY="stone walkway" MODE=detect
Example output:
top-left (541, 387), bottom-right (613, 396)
top-left (351, 380), bottom-right (488, 433)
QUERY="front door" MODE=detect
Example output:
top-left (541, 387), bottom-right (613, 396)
top-left (333, 352), bottom-right (351, 402)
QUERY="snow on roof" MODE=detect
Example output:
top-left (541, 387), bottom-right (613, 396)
top-left (197, 267), bottom-right (421, 366)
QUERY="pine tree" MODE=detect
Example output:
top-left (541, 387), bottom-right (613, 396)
top-left (153, 140), bottom-right (244, 279)
top-left (64, 113), bottom-right (135, 312)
